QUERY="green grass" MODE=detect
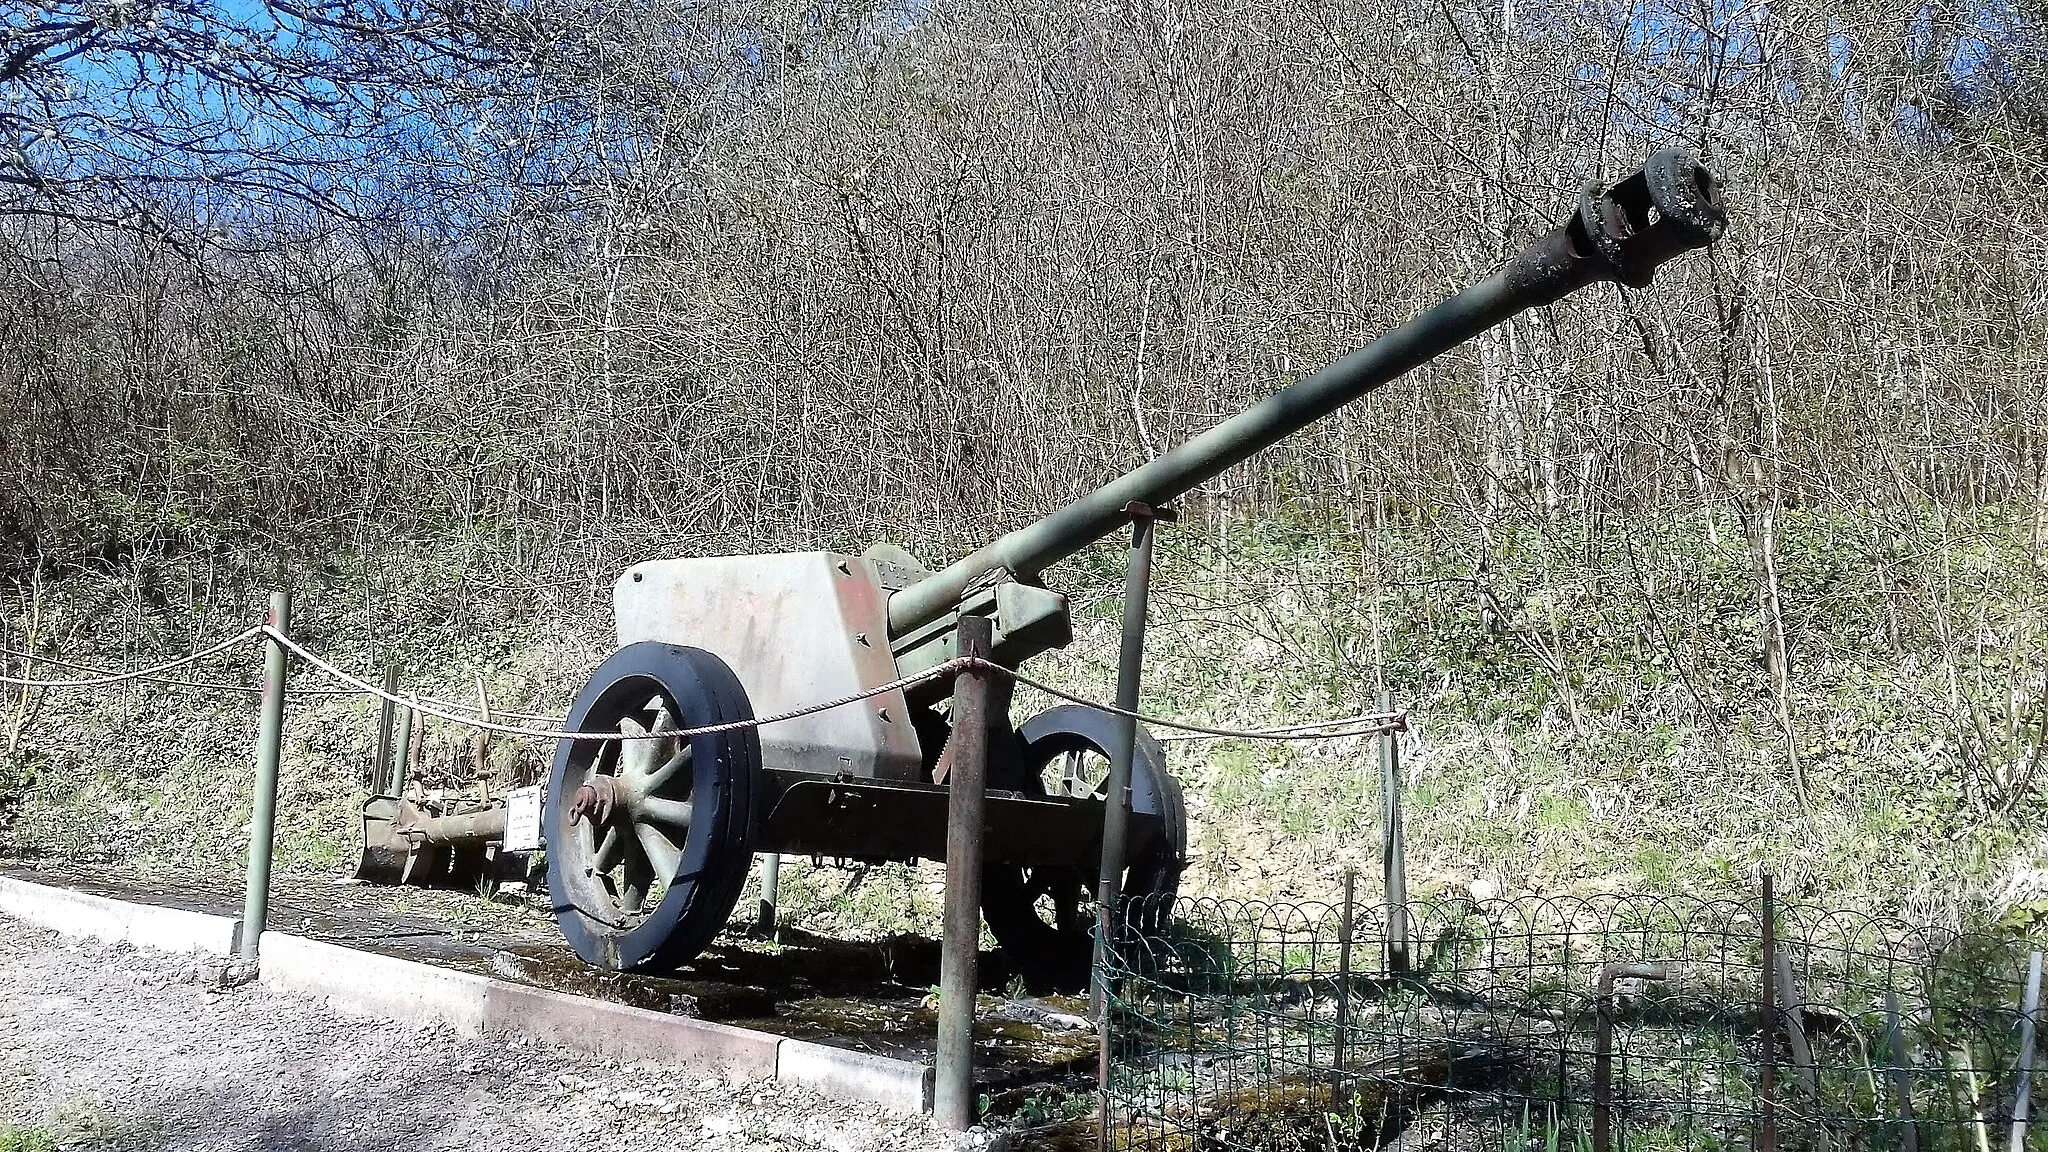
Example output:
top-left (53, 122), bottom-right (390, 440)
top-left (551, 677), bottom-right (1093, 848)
top-left (765, 857), bottom-right (961, 944)
top-left (1029, 502), bottom-right (2048, 923)
top-left (0, 1126), bottom-right (55, 1152)
top-left (0, 1102), bottom-right (158, 1152)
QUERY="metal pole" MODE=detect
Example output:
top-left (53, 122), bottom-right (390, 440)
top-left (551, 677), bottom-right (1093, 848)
top-left (756, 853), bottom-right (781, 939)
top-left (1761, 873), bottom-right (1777, 1152)
top-left (935, 615), bottom-right (993, 1131)
top-left (1889, 989), bottom-right (1919, 1152)
top-left (1096, 897), bottom-right (1114, 1152)
top-left (1096, 502), bottom-right (1160, 928)
top-left (1096, 502), bottom-right (1162, 1147)
top-left (1595, 963), bottom-right (1668, 1152)
top-left (1380, 688), bottom-right (1409, 976)
top-left (1335, 870), bottom-right (1355, 1071)
top-left (1594, 973), bottom-right (1616, 1152)
top-left (237, 589), bottom-right (292, 966)
top-left (2013, 951), bottom-right (2042, 1152)
top-left (372, 664), bottom-right (398, 794)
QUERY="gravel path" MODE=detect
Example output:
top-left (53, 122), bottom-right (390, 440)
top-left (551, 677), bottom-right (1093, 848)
top-left (0, 920), bottom-right (956, 1152)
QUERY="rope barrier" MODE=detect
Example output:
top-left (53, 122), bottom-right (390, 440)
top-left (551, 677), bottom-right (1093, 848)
top-left (0, 627), bottom-right (266, 689)
top-left (271, 632), bottom-right (1406, 742)
top-left (417, 696), bottom-right (562, 723)
top-left (1154, 714), bottom-right (1407, 742)
top-left (1002, 665), bottom-right (1406, 740)
top-left (0, 620), bottom-right (1408, 743)
top-left (0, 645), bottom-right (604, 715)
top-left (0, 642), bottom-right (358, 696)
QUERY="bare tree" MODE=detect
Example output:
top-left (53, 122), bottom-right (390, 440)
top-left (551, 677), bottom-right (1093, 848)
top-left (0, 0), bottom-right (605, 243)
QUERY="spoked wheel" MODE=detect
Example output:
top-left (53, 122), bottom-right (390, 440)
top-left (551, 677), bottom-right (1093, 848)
top-left (546, 642), bottom-right (760, 972)
top-left (983, 704), bottom-right (1188, 993)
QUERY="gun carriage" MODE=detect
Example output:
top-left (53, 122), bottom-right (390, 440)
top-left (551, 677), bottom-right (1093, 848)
top-left (539, 149), bottom-right (1727, 990)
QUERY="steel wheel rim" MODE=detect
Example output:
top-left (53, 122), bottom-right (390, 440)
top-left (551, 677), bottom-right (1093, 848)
top-left (556, 678), bottom-right (702, 929)
top-left (1013, 718), bottom-right (1187, 931)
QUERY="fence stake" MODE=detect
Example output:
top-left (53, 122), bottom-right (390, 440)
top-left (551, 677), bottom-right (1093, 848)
top-left (372, 664), bottom-right (398, 793)
top-left (1335, 869), bottom-right (1355, 1072)
top-left (2013, 951), bottom-right (2043, 1152)
top-left (1761, 872), bottom-right (1777, 1152)
top-left (1888, 989), bottom-right (1919, 1152)
top-left (1963, 1042), bottom-right (1994, 1152)
top-left (1595, 963), bottom-right (1667, 1152)
top-left (934, 615), bottom-right (993, 1132)
top-left (236, 589), bottom-right (292, 967)
top-left (1096, 897), bottom-right (1114, 1152)
top-left (1595, 979), bottom-right (1615, 1152)
top-left (1380, 687), bottom-right (1409, 976)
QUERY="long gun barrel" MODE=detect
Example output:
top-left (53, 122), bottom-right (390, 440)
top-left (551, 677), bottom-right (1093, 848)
top-left (888, 148), bottom-right (1726, 638)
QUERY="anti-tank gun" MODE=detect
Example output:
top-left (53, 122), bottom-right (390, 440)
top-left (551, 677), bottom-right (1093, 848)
top-left (543, 149), bottom-right (1727, 989)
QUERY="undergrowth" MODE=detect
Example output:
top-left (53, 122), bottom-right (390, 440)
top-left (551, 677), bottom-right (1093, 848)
top-left (1, 501), bottom-right (2043, 935)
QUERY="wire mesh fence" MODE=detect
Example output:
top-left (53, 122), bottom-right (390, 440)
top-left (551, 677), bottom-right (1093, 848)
top-left (1101, 886), bottom-right (2048, 1151)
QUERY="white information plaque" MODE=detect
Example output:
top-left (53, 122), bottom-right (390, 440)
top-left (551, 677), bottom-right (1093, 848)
top-left (503, 785), bottom-right (544, 852)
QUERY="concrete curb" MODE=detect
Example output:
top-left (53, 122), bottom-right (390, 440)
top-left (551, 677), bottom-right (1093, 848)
top-left (256, 931), bottom-right (495, 1036)
top-left (0, 874), bottom-right (237, 956)
top-left (484, 978), bottom-right (783, 1077)
top-left (0, 875), bottom-right (934, 1114)
top-left (257, 932), bottom-right (782, 1078)
top-left (780, 1038), bottom-right (936, 1113)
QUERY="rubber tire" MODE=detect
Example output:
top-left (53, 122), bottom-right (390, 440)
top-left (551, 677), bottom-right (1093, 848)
top-left (982, 705), bottom-right (1188, 993)
top-left (546, 642), bottom-right (760, 972)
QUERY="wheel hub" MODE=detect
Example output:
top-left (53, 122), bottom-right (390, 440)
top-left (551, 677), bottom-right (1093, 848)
top-left (568, 777), bottom-right (620, 825)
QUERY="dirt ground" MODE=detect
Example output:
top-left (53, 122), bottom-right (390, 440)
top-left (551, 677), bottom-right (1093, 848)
top-left (0, 921), bottom-right (964, 1152)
